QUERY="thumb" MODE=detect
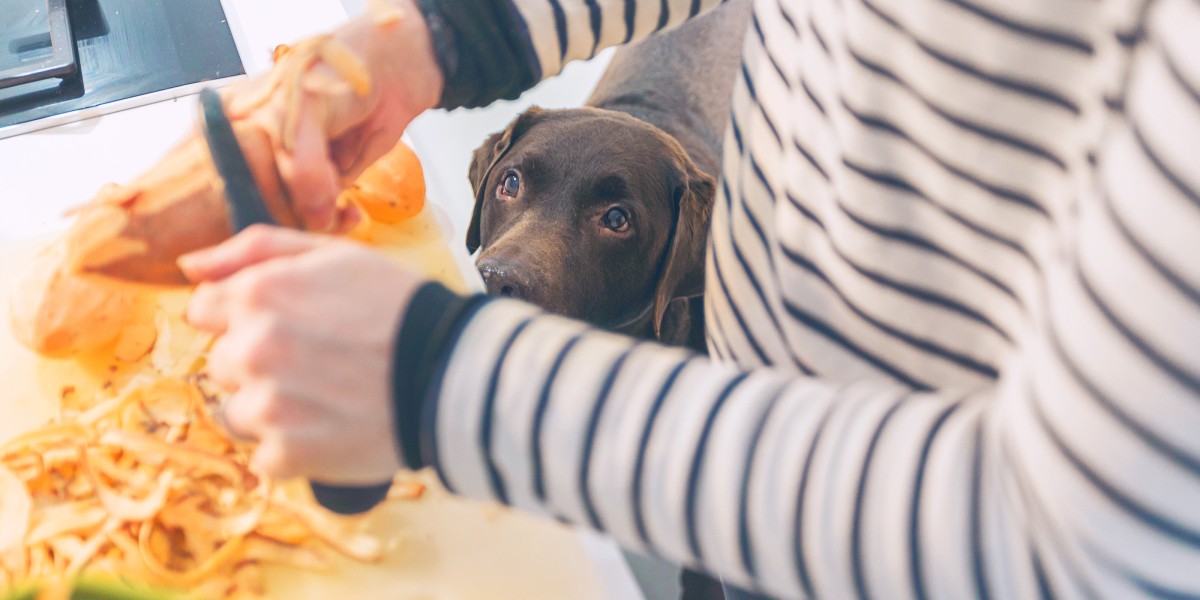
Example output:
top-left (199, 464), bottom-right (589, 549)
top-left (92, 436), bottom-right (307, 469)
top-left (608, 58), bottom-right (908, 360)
top-left (179, 225), bottom-right (329, 283)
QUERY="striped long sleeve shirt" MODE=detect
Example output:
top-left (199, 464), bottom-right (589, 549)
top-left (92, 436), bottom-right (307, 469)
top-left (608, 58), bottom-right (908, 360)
top-left (396, 0), bottom-right (1200, 597)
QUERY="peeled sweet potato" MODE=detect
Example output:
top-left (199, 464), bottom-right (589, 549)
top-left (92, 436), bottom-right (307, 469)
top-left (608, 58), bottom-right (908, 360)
top-left (61, 123), bottom-right (300, 286)
top-left (339, 140), bottom-right (425, 224)
top-left (8, 240), bottom-right (139, 357)
top-left (8, 124), bottom-right (295, 357)
top-left (7, 34), bottom-right (389, 358)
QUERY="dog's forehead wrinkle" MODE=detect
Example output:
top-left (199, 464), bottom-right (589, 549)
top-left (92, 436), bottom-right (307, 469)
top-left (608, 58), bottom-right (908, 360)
top-left (484, 210), bottom-right (572, 256)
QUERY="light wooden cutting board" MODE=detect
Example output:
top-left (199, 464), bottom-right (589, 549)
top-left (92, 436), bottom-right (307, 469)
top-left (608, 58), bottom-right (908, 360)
top-left (0, 210), bottom-right (621, 600)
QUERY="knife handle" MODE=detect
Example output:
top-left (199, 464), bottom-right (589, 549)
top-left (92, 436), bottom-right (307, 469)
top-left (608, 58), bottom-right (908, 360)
top-left (198, 88), bottom-right (392, 517)
top-left (309, 480), bottom-right (392, 515)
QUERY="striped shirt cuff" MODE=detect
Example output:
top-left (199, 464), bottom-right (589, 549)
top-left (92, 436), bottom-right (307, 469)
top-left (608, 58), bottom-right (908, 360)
top-left (414, 0), bottom-right (726, 108)
top-left (392, 282), bottom-right (492, 470)
top-left (415, 0), bottom-right (542, 108)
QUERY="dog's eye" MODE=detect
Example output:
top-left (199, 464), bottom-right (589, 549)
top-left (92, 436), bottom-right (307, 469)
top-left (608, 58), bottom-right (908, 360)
top-left (601, 207), bottom-right (630, 232)
top-left (499, 172), bottom-right (520, 198)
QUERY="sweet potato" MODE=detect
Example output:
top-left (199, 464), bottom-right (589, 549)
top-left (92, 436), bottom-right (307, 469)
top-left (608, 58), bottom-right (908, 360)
top-left (60, 123), bottom-right (300, 286)
top-left (8, 241), bottom-right (139, 357)
top-left (338, 140), bottom-right (425, 224)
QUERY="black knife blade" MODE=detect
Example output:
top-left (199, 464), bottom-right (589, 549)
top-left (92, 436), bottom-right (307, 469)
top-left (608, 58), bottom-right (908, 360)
top-left (198, 88), bottom-right (275, 232)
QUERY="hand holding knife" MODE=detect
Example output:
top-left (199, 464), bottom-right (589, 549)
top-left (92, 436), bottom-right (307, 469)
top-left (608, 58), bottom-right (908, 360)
top-left (197, 87), bottom-right (392, 515)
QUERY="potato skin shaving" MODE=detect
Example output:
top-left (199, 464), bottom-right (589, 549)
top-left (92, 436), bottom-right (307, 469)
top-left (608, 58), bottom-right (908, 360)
top-left (318, 39), bottom-right (372, 98)
top-left (1, 373), bottom-right (412, 598)
top-left (0, 466), bottom-right (31, 553)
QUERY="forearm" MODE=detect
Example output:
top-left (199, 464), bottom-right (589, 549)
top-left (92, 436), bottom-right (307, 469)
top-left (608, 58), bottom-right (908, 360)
top-left (391, 289), bottom-right (994, 596)
top-left (382, 0), bottom-right (1200, 594)
top-left (392, 282), bottom-right (1199, 598)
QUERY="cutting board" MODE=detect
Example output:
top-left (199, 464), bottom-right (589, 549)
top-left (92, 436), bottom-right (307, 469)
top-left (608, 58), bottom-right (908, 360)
top-left (0, 209), bottom-right (623, 600)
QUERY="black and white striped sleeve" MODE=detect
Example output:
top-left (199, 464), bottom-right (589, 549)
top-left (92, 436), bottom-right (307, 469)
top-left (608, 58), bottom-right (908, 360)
top-left (392, 0), bottom-right (1200, 597)
top-left (416, 0), bottom-right (724, 108)
top-left (401, 294), bottom-right (999, 598)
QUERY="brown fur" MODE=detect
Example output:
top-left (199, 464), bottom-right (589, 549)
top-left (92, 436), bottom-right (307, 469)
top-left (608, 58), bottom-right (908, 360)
top-left (465, 0), bottom-right (751, 351)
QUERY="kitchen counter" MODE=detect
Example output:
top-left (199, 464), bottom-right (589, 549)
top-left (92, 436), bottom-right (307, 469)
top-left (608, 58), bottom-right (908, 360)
top-left (0, 0), bottom-right (638, 597)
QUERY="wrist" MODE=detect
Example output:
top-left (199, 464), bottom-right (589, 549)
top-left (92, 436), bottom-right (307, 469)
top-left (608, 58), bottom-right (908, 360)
top-left (325, 0), bottom-right (444, 132)
top-left (391, 282), bottom-right (491, 469)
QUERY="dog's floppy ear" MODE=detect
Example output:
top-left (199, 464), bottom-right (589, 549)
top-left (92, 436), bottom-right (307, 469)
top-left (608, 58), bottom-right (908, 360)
top-left (652, 155), bottom-right (716, 339)
top-left (466, 107), bottom-right (546, 254)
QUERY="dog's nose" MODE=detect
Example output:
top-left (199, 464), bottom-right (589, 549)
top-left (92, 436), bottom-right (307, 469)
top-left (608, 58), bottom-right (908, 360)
top-left (477, 261), bottom-right (528, 299)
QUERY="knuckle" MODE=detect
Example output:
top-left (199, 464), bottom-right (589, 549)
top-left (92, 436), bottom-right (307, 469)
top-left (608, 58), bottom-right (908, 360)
top-left (236, 328), bottom-right (272, 374)
top-left (235, 274), bottom-right (270, 308)
top-left (238, 272), bottom-right (278, 309)
top-left (252, 441), bottom-right (290, 477)
top-left (240, 224), bottom-right (277, 251)
top-left (239, 317), bottom-right (283, 375)
top-left (266, 439), bottom-right (306, 479)
top-left (250, 381), bottom-right (290, 427)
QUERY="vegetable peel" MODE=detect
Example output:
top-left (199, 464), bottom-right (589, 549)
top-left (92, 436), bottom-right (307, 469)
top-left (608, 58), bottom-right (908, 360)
top-left (2, 374), bottom-right (422, 598)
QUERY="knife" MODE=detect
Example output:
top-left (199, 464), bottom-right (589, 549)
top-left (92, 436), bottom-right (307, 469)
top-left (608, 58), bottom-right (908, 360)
top-left (197, 87), bottom-right (392, 515)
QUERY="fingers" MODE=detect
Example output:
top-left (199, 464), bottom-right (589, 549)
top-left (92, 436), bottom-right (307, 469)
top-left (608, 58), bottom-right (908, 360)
top-left (331, 124), bottom-right (393, 182)
top-left (185, 282), bottom-right (232, 335)
top-left (213, 397), bottom-right (257, 443)
top-left (220, 385), bottom-right (310, 480)
top-left (204, 328), bottom-right (252, 393)
top-left (183, 227), bottom-right (322, 334)
top-left (333, 202), bottom-right (363, 235)
top-left (179, 225), bottom-right (327, 283)
top-left (329, 122), bottom-right (373, 177)
top-left (277, 97), bottom-right (343, 232)
top-left (249, 434), bottom-right (300, 479)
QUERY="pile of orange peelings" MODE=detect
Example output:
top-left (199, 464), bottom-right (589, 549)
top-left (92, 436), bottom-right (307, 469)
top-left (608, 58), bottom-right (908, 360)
top-left (0, 372), bottom-right (423, 598)
top-left (1, 3), bottom-right (428, 595)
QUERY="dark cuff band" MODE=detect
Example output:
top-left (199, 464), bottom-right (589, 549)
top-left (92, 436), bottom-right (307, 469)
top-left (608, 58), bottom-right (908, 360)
top-left (391, 282), bottom-right (491, 469)
top-left (415, 0), bottom-right (542, 109)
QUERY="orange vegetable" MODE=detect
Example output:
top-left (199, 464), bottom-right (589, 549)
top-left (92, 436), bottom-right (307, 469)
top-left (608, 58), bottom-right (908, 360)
top-left (339, 141), bottom-right (426, 224)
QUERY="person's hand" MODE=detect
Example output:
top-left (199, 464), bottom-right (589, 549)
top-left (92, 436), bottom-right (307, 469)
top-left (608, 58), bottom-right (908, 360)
top-left (219, 0), bottom-right (444, 232)
top-left (180, 226), bottom-right (425, 484)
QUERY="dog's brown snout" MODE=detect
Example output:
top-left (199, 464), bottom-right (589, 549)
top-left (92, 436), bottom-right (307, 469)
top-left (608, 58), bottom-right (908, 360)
top-left (478, 260), bottom-right (529, 299)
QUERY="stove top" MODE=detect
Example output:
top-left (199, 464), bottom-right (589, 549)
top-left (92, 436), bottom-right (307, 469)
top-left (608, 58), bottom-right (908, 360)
top-left (0, 0), bottom-right (245, 139)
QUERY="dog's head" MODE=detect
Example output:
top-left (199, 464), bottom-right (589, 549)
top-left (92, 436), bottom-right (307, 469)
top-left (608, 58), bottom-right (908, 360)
top-left (467, 106), bottom-right (715, 337)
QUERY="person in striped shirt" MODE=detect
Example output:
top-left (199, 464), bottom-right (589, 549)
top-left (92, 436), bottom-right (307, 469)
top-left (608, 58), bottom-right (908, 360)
top-left (180, 0), bottom-right (1200, 597)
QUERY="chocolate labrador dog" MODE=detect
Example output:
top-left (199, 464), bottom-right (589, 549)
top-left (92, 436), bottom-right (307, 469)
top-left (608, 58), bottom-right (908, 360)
top-left (466, 0), bottom-right (751, 353)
